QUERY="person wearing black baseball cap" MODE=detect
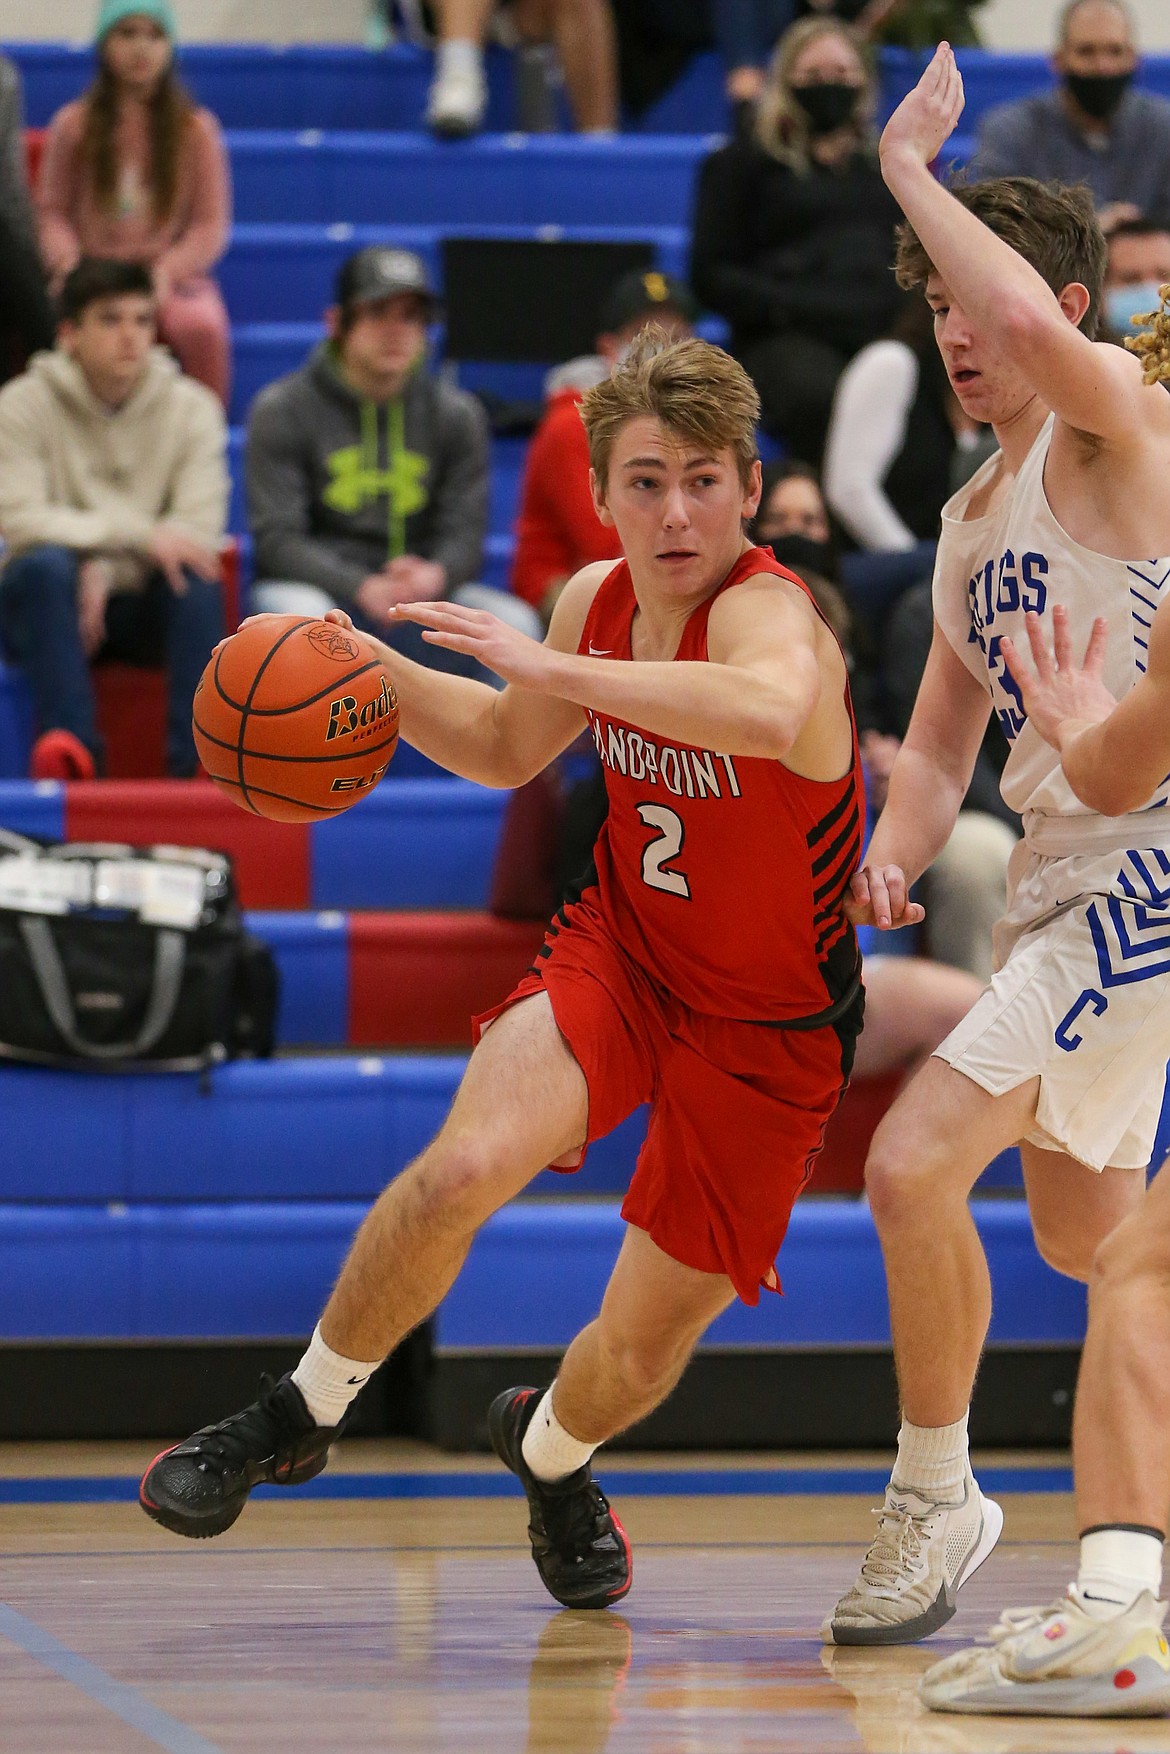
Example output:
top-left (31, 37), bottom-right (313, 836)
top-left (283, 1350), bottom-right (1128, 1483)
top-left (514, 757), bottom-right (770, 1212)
top-left (245, 245), bottom-right (540, 673)
top-left (511, 270), bottom-right (699, 621)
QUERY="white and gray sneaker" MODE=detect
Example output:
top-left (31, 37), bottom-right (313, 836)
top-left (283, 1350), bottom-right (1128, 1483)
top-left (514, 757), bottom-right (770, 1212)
top-left (426, 57), bottom-right (486, 137)
top-left (822, 1472), bottom-right (1003, 1646)
top-left (920, 1585), bottom-right (1170, 1716)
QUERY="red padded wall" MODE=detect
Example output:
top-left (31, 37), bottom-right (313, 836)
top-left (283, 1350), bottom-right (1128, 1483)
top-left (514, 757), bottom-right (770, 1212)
top-left (65, 781), bottom-right (310, 908)
top-left (349, 912), bottom-right (546, 1046)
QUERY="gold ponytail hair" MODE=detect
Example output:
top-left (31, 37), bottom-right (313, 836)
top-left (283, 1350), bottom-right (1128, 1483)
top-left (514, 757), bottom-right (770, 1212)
top-left (1124, 283), bottom-right (1170, 386)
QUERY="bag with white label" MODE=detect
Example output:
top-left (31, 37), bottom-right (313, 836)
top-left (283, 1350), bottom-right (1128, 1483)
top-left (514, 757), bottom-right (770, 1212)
top-left (0, 830), bottom-right (277, 1070)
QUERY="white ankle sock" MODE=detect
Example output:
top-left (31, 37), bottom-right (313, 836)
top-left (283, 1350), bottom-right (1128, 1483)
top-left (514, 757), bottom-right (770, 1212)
top-left (291, 1324), bottom-right (380, 1429)
top-left (892, 1412), bottom-right (969, 1499)
top-left (1078, 1525), bottom-right (1165, 1616)
top-left (436, 37), bottom-right (482, 80)
top-left (521, 1387), bottom-right (597, 1483)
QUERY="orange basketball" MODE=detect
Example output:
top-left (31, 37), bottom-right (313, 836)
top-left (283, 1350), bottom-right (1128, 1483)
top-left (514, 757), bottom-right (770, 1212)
top-left (192, 616), bottom-right (400, 822)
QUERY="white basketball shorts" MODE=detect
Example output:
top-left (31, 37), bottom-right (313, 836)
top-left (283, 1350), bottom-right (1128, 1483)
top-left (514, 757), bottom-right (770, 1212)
top-left (934, 836), bottom-right (1170, 1170)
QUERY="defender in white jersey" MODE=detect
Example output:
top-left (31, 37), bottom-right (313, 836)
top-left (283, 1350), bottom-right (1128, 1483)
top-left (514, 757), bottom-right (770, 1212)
top-left (823, 44), bottom-right (1170, 1649)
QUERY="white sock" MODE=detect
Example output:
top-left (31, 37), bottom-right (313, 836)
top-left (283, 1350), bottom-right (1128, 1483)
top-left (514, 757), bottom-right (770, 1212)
top-left (436, 37), bottom-right (482, 81)
top-left (892, 1412), bottom-right (969, 1499)
top-left (291, 1324), bottom-right (380, 1429)
top-left (1078, 1525), bottom-right (1165, 1617)
top-left (521, 1386), bottom-right (597, 1483)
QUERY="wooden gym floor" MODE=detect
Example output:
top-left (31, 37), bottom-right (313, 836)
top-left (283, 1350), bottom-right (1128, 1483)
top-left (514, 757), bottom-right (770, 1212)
top-left (0, 1441), bottom-right (1167, 1753)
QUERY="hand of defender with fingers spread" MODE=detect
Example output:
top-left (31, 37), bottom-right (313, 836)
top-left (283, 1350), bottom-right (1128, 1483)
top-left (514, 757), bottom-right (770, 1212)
top-left (999, 604), bottom-right (1116, 753)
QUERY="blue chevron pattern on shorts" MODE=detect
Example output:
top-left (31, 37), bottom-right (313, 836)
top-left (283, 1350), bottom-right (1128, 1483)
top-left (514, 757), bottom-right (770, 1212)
top-left (1089, 850), bottom-right (1170, 986)
top-left (1127, 561), bottom-right (1170, 675)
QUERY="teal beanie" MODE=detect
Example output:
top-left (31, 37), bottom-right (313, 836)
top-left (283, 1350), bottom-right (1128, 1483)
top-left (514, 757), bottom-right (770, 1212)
top-left (96, 0), bottom-right (177, 42)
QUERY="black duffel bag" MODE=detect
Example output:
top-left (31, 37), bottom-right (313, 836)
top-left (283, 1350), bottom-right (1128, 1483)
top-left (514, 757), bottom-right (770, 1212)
top-left (0, 830), bottom-right (277, 1071)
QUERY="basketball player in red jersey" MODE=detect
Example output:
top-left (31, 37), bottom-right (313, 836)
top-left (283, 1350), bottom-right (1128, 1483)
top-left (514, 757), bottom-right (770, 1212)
top-left (140, 332), bottom-right (867, 1611)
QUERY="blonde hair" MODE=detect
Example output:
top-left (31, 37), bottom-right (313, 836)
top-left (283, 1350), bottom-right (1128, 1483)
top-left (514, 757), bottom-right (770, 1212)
top-left (1123, 283), bottom-right (1170, 385)
top-left (580, 327), bottom-right (760, 495)
top-left (755, 17), bottom-right (874, 170)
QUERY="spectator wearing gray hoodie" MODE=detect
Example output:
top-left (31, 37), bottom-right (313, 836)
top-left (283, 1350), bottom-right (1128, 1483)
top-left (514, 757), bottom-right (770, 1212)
top-left (246, 246), bottom-right (540, 679)
top-left (0, 257), bottom-right (226, 779)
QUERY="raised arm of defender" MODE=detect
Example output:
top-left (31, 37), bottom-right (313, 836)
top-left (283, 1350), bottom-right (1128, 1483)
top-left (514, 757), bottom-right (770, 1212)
top-left (879, 44), bottom-right (1162, 444)
top-left (1002, 604), bottom-right (1170, 816)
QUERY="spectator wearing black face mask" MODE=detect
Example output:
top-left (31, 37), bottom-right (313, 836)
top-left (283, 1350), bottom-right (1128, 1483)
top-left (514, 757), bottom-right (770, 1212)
top-left (690, 16), bottom-right (901, 463)
top-left (970, 0), bottom-right (1170, 236)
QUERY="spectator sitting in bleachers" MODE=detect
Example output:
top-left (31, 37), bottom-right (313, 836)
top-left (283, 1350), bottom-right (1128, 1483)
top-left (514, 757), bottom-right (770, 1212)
top-left (0, 51), bottom-right (55, 382)
top-left (1101, 212), bottom-right (1170, 341)
top-left (425, 0), bottom-right (618, 138)
top-left (690, 16), bottom-right (902, 463)
top-left (247, 246), bottom-right (539, 680)
top-left (823, 296), bottom-right (991, 558)
top-left (0, 257), bottom-right (226, 781)
top-left (511, 269), bottom-right (698, 625)
top-left (36, 0), bottom-right (232, 406)
top-left (969, 0), bottom-right (1170, 235)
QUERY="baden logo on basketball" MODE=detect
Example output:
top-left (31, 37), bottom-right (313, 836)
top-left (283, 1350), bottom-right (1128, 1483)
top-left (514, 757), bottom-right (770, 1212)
top-left (326, 675), bottom-right (397, 742)
top-left (307, 625), bottom-right (361, 663)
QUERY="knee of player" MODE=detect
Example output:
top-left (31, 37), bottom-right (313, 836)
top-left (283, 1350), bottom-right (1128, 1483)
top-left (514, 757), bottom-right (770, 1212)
top-left (1032, 1217), bottom-right (1097, 1284)
top-left (413, 1132), bottom-right (512, 1229)
top-left (1089, 1216), bottom-right (1170, 1305)
top-left (863, 1129), bottom-right (950, 1228)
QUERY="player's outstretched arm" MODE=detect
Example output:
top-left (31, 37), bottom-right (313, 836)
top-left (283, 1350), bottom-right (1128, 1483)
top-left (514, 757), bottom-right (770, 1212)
top-left (1001, 603), bottom-right (1170, 814)
top-left (879, 44), bottom-right (1166, 443)
top-left (401, 571), bottom-right (829, 760)
top-left (849, 622), bottom-right (990, 930)
top-left (284, 580), bottom-right (596, 787)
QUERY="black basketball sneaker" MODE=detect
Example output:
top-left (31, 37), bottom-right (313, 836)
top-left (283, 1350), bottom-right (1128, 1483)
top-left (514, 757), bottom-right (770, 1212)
top-left (488, 1386), bottom-right (632, 1609)
top-left (139, 1373), bottom-right (340, 1538)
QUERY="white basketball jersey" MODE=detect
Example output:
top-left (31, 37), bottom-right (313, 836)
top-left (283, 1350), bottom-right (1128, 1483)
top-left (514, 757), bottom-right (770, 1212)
top-left (933, 412), bottom-right (1170, 847)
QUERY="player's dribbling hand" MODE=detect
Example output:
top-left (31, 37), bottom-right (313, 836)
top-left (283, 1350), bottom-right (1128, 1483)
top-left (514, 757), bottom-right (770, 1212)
top-left (846, 864), bottom-right (926, 932)
top-left (999, 605), bottom-right (1116, 751)
top-left (879, 41), bottom-right (965, 172)
top-left (392, 600), bottom-right (551, 688)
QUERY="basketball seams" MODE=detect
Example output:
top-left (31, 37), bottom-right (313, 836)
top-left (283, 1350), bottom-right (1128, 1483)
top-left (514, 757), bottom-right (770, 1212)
top-left (195, 615), bottom-right (400, 819)
top-left (234, 619), bottom-right (316, 812)
top-left (217, 655), bottom-right (387, 716)
top-left (207, 771), bottom-right (359, 819)
top-left (193, 719), bottom-right (400, 765)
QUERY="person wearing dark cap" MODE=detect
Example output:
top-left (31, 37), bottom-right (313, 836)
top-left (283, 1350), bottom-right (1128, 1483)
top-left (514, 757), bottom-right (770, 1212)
top-left (510, 269), bottom-right (698, 623)
top-left (246, 246), bottom-right (539, 673)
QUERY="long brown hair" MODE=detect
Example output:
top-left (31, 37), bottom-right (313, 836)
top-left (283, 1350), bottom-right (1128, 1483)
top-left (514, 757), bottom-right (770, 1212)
top-left (79, 50), bottom-right (193, 221)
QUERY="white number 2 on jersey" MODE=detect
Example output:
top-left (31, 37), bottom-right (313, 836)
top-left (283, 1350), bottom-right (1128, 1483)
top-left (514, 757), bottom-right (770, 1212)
top-left (636, 803), bottom-right (691, 899)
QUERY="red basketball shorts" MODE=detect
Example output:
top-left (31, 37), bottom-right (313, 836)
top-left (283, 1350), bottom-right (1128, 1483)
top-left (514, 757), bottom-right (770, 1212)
top-left (473, 895), bottom-right (855, 1305)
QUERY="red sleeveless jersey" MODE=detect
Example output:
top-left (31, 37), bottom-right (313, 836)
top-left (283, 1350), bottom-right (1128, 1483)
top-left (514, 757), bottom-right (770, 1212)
top-left (577, 545), bottom-right (865, 1022)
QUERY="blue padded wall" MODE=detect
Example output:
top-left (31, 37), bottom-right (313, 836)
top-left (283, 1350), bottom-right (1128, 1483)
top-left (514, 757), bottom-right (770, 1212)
top-left (246, 910), bottom-right (348, 1046)
top-left (434, 1199), bottom-right (1087, 1352)
top-left (309, 779), bottom-right (509, 909)
top-left (0, 779), bottom-right (65, 839)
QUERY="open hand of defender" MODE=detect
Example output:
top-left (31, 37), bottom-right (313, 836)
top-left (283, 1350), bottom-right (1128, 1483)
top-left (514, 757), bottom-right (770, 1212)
top-left (845, 864), bottom-right (925, 932)
top-left (878, 40), bottom-right (965, 170)
top-left (392, 598), bottom-right (552, 689)
top-left (1000, 604), bottom-right (1116, 751)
